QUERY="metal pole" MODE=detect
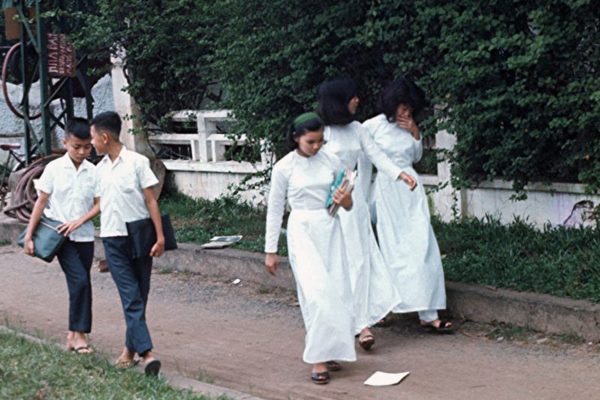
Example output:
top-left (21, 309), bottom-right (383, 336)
top-left (17, 1), bottom-right (31, 165)
top-left (35, 1), bottom-right (51, 155)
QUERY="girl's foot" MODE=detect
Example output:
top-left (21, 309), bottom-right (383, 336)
top-left (325, 360), bottom-right (341, 371)
top-left (358, 327), bottom-right (375, 351)
top-left (311, 363), bottom-right (330, 384)
top-left (419, 319), bottom-right (454, 334)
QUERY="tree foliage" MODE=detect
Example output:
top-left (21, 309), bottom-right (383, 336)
top-left (74, 0), bottom-right (218, 127)
top-left (74, 0), bottom-right (600, 193)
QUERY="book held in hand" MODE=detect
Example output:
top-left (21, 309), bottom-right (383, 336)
top-left (325, 167), bottom-right (357, 217)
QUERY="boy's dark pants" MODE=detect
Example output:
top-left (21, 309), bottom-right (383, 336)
top-left (103, 236), bottom-right (153, 355)
top-left (56, 240), bottom-right (94, 333)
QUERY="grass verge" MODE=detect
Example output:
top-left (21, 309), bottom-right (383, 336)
top-left (434, 216), bottom-right (600, 303)
top-left (0, 329), bottom-right (227, 400)
top-left (160, 191), bottom-right (287, 255)
top-left (160, 191), bottom-right (600, 303)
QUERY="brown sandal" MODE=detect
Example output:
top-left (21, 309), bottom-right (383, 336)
top-left (420, 319), bottom-right (454, 334)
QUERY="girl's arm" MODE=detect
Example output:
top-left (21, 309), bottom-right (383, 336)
top-left (264, 162), bottom-right (289, 276)
top-left (359, 123), bottom-right (417, 190)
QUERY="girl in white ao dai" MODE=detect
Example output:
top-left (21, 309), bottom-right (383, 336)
top-left (264, 112), bottom-right (355, 385)
top-left (363, 78), bottom-right (453, 333)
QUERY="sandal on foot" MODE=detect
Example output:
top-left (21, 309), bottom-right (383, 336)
top-left (358, 333), bottom-right (375, 351)
top-left (325, 361), bottom-right (341, 372)
top-left (115, 358), bottom-right (138, 369)
top-left (311, 371), bottom-right (330, 385)
top-left (72, 345), bottom-right (94, 354)
top-left (420, 319), bottom-right (454, 334)
top-left (144, 359), bottom-right (161, 376)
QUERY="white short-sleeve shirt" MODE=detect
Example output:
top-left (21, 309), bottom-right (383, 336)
top-left (95, 146), bottom-right (159, 237)
top-left (36, 153), bottom-right (97, 242)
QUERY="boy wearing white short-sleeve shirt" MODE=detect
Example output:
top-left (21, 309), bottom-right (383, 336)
top-left (24, 118), bottom-right (100, 354)
top-left (91, 111), bottom-right (164, 376)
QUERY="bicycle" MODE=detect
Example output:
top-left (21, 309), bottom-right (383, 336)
top-left (0, 143), bottom-right (26, 211)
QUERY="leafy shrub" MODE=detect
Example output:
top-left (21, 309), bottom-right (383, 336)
top-left (434, 216), bottom-right (600, 302)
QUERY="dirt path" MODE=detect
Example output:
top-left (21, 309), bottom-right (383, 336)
top-left (1, 246), bottom-right (599, 400)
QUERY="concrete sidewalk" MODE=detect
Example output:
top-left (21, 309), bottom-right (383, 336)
top-left (1, 245), bottom-right (600, 400)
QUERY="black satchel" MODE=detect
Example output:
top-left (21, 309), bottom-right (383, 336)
top-left (125, 214), bottom-right (177, 259)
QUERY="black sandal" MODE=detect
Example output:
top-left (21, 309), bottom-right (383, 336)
top-left (325, 361), bottom-right (341, 371)
top-left (311, 371), bottom-right (330, 385)
top-left (420, 319), bottom-right (454, 334)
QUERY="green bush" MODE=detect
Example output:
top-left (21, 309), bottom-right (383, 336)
top-left (73, 1), bottom-right (600, 193)
top-left (74, 0), bottom-right (219, 128)
top-left (214, 0), bottom-right (600, 192)
top-left (434, 216), bottom-right (600, 302)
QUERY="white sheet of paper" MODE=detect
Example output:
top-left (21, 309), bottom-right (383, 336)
top-left (364, 371), bottom-right (410, 386)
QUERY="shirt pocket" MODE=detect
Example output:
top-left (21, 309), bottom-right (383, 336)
top-left (116, 173), bottom-right (137, 193)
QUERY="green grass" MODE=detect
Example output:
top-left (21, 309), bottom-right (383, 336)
top-left (434, 216), bottom-right (600, 303)
top-left (0, 240), bottom-right (10, 246)
top-left (159, 191), bottom-right (287, 255)
top-left (0, 330), bottom-right (230, 400)
top-left (159, 191), bottom-right (600, 303)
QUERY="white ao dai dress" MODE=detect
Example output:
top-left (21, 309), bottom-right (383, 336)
top-left (265, 149), bottom-right (356, 364)
top-left (323, 122), bottom-right (403, 332)
top-left (362, 114), bottom-right (447, 314)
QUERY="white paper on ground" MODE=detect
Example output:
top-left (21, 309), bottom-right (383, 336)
top-left (364, 371), bottom-right (410, 386)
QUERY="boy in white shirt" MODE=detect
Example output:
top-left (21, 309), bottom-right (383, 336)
top-left (90, 111), bottom-right (164, 376)
top-left (24, 117), bottom-right (100, 354)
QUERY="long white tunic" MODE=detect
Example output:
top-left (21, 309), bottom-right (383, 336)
top-left (323, 122), bottom-right (403, 332)
top-left (363, 114), bottom-right (446, 313)
top-left (265, 149), bottom-right (356, 364)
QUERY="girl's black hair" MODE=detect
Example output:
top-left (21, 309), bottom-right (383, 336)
top-left (378, 77), bottom-right (427, 122)
top-left (65, 117), bottom-right (90, 140)
top-left (287, 114), bottom-right (324, 151)
top-left (317, 77), bottom-right (357, 126)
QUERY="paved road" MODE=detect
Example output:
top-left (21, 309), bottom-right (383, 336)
top-left (1, 246), bottom-right (599, 400)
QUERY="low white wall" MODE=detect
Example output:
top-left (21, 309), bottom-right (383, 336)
top-left (163, 159), bottom-right (267, 206)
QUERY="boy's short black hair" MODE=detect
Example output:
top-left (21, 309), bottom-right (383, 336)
top-left (65, 117), bottom-right (90, 140)
top-left (91, 111), bottom-right (122, 140)
top-left (378, 77), bottom-right (427, 122)
top-left (317, 77), bottom-right (357, 126)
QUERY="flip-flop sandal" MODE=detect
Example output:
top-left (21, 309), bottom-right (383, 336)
top-left (114, 358), bottom-right (139, 369)
top-left (358, 334), bottom-right (375, 351)
top-left (420, 319), bottom-right (454, 334)
top-left (72, 345), bottom-right (94, 354)
top-left (144, 359), bottom-right (162, 376)
top-left (311, 371), bottom-right (330, 385)
top-left (325, 361), bottom-right (341, 371)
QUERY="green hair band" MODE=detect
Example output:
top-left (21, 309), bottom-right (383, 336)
top-left (293, 112), bottom-right (322, 130)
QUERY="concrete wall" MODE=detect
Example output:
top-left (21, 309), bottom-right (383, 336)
top-left (164, 159), bottom-right (267, 206)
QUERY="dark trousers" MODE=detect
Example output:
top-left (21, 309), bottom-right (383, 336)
top-left (56, 240), bottom-right (94, 333)
top-left (103, 236), bottom-right (153, 355)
